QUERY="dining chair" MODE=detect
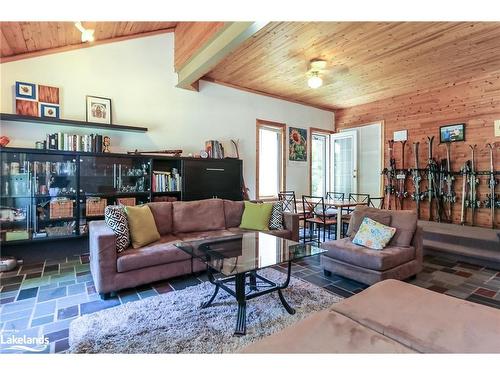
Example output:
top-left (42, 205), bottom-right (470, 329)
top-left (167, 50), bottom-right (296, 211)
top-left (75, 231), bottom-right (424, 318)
top-left (302, 195), bottom-right (337, 245)
top-left (279, 191), bottom-right (311, 241)
top-left (324, 192), bottom-right (345, 217)
top-left (368, 196), bottom-right (385, 209)
top-left (326, 192), bottom-right (345, 200)
top-left (278, 191), bottom-right (297, 213)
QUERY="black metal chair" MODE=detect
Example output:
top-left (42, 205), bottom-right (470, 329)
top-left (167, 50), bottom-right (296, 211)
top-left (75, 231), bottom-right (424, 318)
top-left (368, 196), bottom-right (384, 209)
top-left (302, 195), bottom-right (337, 245)
top-left (279, 191), bottom-right (312, 241)
top-left (278, 191), bottom-right (297, 213)
top-left (324, 192), bottom-right (345, 217)
top-left (348, 193), bottom-right (370, 204)
top-left (326, 192), bottom-right (345, 200)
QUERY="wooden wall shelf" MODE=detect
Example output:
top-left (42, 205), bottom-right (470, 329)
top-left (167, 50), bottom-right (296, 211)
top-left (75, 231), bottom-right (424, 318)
top-left (0, 113), bottom-right (148, 133)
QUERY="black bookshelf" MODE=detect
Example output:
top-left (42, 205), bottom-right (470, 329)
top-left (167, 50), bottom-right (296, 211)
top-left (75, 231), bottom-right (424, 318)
top-left (0, 113), bottom-right (148, 133)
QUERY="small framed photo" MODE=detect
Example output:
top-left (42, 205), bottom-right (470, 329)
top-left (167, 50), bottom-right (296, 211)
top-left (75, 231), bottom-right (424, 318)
top-left (86, 95), bottom-right (112, 124)
top-left (440, 123), bottom-right (465, 143)
top-left (15, 81), bottom-right (37, 100)
top-left (40, 103), bottom-right (60, 119)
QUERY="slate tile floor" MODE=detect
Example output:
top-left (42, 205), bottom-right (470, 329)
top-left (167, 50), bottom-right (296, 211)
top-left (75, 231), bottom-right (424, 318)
top-left (1, 251), bottom-right (499, 354)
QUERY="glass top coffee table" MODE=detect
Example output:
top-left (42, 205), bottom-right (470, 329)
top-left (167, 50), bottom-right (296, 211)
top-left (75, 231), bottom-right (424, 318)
top-left (175, 232), bottom-right (326, 336)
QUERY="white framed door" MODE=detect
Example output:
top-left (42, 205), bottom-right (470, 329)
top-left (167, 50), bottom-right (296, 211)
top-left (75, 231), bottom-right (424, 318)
top-left (330, 130), bottom-right (358, 196)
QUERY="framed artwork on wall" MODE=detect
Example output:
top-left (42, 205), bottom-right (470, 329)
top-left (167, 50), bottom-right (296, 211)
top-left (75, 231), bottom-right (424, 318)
top-left (40, 103), bottom-right (60, 119)
top-left (86, 95), bottom-right (112, 124)
top-left (289, 127), bottom-right (308, 162)
top-left (440, 123), bottom-right (465, 143)
top-left (14, 81), bottom-right (60, 118)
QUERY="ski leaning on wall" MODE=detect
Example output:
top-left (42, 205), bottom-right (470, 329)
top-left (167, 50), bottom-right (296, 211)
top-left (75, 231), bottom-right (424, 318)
top-left (409, 141), bottom-right (424, 219)
top-left (482, 143), bottom-right (499, 228)
top-left (395, 140), bottom-right (408, 210)
top-left (382, 139), bottom-right (396, 210)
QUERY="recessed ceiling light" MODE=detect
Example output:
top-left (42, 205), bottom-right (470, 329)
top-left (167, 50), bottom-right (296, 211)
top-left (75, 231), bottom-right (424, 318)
top-left (75, 22), bottom-right (95, 43)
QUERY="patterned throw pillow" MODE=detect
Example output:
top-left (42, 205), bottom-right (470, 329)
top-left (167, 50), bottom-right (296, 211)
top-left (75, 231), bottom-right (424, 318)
top-left (104, 205), bottom-right (130, 253)
top-left (352, 217), bottom-right (396, 250)
top-left (269, 201), bottom-right (284, 230)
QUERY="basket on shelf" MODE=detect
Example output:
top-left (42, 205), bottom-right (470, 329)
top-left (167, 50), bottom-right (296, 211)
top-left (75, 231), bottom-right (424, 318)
top-left (49, 198), bottom-right (74, 219)
top-left (45, 222), bottom-right (75, 237)
top-left (116, 197), bottom-right (136, 206)
top-left (86, 197), bottom-right (107, 217)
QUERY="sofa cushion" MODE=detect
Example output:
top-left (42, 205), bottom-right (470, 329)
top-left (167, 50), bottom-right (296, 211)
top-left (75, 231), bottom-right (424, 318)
top-left (125, 205), bottom-right (161, 248)
top-left (239, 201), bottom-right (273, 231)
top-left (104, 205), bottom-right (130, 253)
top-left (321, 237), bottom-right (415, 271)
top-left (172, 199), bottom-right (226, 233)
top-left (330, 279), bottom-right (500, 353)
top-left (268, 202), bottom-right (284, 230)
top-left (147, 202), bottom-right (173, 235)
top-left (241, 308), bottom-right (415, 353)
top-left (223, 200), bottom-right (244, 228)
top-left (352, 217), bottom-right (396, 250)
top-left (116, 234), bottom-right (189, 273)
top-left (176, 230), bottom-right (236, 242)
top-left (388, 210), bottom-right (418, 247)
top-left (347, 206), bottom-right (392, 238)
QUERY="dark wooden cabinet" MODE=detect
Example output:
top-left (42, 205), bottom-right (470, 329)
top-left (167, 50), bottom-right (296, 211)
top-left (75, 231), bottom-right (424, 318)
top-left (182, 159), bottom-right (243, 201)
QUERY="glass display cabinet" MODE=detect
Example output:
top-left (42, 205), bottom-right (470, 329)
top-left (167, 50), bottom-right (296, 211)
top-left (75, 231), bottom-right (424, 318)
top-left (78, 155), bottom-right (151, 235)
top-left (0, 147), bottom-right (242, 245)
top-left (1, 151), bottom-right (77, 242)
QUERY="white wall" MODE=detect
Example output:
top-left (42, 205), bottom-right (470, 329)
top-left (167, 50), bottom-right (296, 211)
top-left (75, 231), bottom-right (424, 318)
top-left (0, 33), bottom-right (334, 199)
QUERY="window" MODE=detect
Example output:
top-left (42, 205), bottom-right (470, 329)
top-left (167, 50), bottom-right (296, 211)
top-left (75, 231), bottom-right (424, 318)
top-left (311, 133), bottom-right (329, 197)
top-left (256, 120), bottom-right (285, 199)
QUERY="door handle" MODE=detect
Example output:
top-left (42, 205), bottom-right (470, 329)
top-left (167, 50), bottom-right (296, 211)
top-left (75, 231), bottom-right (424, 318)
top-left (206, 168), bottom-right (224, 171)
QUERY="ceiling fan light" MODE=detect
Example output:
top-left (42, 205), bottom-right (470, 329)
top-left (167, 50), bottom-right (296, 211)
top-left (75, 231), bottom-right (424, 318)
top-left (307, 75), bottom-right (323, 89)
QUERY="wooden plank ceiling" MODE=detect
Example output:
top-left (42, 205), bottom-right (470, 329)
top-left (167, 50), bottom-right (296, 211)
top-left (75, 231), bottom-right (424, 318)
top-left (205, 22), bottom-right (500, 109)
top-left (1, 22), bottom-right (177, 59)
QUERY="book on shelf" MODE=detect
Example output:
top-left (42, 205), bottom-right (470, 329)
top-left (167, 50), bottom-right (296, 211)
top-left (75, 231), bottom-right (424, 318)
top-left (152, 170), bottom-right (182, 192)
top-left (45, 133), bottom-right (108, 153)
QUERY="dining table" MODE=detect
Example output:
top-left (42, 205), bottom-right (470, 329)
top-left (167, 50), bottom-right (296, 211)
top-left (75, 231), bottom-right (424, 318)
top-left (322, 199), bottom-right (369, 240)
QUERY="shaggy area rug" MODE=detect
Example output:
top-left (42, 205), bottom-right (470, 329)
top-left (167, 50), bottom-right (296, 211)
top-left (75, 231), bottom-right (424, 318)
top-left (69, 269), bottom-right (341, 353)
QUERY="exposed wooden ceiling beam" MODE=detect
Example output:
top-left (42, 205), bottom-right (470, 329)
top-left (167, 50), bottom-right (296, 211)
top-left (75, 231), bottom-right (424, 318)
top-left (176, 22), bottom-right (268, 91)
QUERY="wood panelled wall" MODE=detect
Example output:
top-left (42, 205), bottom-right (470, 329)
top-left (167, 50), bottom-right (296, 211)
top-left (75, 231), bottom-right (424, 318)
top-left (335, 71), bottom-right (500, 228)
top-left (174, 22), bottom-right (226, 71)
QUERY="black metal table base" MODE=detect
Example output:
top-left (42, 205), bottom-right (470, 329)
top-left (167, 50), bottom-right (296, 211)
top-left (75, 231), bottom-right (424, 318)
top-left (201, 261), bottom-right (296, 336)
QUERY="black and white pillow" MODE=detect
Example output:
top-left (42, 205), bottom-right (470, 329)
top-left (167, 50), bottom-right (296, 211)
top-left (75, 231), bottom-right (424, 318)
top-left (269, 201), bottom-right (284, 230)
top-left (105, 205), bottom-right (130, 253)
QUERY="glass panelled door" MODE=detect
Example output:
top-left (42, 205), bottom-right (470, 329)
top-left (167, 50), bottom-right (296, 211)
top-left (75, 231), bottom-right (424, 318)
top-left (311, 134), bottom-right (328, 197)
top-left (330, 130), bottom-right (358, 196)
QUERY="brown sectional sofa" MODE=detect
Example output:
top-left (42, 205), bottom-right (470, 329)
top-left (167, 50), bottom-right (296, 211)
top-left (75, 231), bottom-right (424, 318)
top-left (89, 198), bottom-right (299, 298)
top-left (320, 205), bottom-right (423, 285)
top-left (242, 279), bottom-right (500, 353)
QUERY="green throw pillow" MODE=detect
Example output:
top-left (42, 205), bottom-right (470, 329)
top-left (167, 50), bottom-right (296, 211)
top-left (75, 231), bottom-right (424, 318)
top-left (125, 204), bottom-right (160, 248)
top-left (239, 201), bottom-right (273, 231)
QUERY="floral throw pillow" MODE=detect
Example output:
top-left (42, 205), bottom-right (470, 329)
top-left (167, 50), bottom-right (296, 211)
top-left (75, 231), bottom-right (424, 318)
top-left (352, 217), bottom-right (396, 250)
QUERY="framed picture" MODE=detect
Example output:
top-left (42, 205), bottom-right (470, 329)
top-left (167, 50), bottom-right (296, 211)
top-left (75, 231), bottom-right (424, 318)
top-left (40, 103), bottom-right (60, 119)
top-left (440, 123), bottom-right (465, 143)
top-left (15, 81), bottom-right (37, 100)
top-left (86, 95), bottom-right (112, 124)
top-left (289, 127), bottom-right (308, 162)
